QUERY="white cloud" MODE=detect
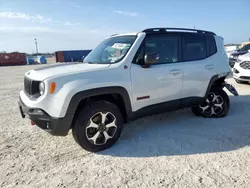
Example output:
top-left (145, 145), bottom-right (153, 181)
top-left (0, 26), bottom-right (58, 33)
top-left (0, 12), bottom-right (52, 23)
top-left (113, 10), bottom-right (138, 17)
top-left (64, 22), bottom-right (82, 26)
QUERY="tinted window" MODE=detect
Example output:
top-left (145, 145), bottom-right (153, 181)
top-left (182, 34), bottom-right (207, 61)
top-left (207, 35), bottom-right (217, 56)
top-left (247, 44), bottom-right (250, 50)
top-left (239, 44), bottom-right (250, 51)
top-left (144, 35), bottom-right (179, 64)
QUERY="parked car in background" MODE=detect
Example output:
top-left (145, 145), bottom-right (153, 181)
top-left (229, 43), bottom-right (250, 68)
top-left (224, 44), bottom-right (240, 58)
top-left (233, 50), bottom-right (250, 84)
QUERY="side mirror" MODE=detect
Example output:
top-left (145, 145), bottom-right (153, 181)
top-left (144, 53), bottom-right (159, 65)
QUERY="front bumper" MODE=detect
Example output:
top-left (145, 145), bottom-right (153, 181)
top-left (18, 97), bottom-right (72, 136)
top-left (233, 66), bottom-right (250, 82)
top-left (234, 75), bottom-right (250, 82)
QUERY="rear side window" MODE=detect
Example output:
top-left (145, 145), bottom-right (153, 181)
top-left (182, 34), bottom-right (207, 61)
top-left (207, 35), bottom-right (217, 56)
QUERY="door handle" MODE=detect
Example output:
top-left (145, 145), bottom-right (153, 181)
top-left (169, 69), bottom-right (181, 75)
top-left (205, 64), bottom-right (214, 70)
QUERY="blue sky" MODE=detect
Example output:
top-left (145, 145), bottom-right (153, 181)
top-left (0, 0), bottom-right (249, 53)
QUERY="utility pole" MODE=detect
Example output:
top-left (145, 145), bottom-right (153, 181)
top-left (34, 38), bottom-right (38, 56)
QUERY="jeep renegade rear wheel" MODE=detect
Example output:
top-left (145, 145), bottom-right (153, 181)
top-left (72, 100), bottom-right (124, 152)
top-left (191, 89), bottom-right (229, 118)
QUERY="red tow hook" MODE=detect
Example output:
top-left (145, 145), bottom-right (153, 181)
top-left (31, 120), bottom-right (35, 126)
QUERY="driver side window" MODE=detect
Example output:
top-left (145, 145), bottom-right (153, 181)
top-left (133, 34), bottom-right (179, 65)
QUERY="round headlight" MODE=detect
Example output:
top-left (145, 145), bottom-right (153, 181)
top-left (39, 82), bottom-right (45, 95)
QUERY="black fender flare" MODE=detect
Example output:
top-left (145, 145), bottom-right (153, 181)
top-left (205, 73), bottom-right (229, 97)
top-left (65, 86), bottom-right (133, 119)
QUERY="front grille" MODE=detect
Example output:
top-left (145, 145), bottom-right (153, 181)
top-left (240, 61), bottom-right (250, 69)
top-left (24, 77), bottom-right (40, 96)
top-left (239, 76), bottom-right (250, 80)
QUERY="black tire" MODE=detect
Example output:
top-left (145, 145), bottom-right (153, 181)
top-left (235, 79), bottom-right (248, 84)
top-left (191, 89), bottom-right (230, 118)
top-left (191, 106), bottom-right (202, 117)
top-left (72, 100), bottom-right (124, 152)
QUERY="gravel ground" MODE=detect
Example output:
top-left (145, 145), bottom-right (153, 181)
top-left (0, 65), bottom-right (250, 188)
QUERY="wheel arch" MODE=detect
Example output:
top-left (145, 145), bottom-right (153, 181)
top-left (66, 86), bottom-right (133, 128)
top-left (205, 74), bottom-right (229, 97)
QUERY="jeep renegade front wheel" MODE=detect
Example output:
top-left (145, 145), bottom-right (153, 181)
top-left (72, 100), bottom-right (124, 152)
top-left (191, 89), bottom-right (230, 118)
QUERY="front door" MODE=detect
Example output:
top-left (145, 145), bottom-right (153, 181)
top-left (130, 33), bottom-right (184, 112)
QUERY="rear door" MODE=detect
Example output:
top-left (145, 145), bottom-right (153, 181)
top-left (180, 33), bottom-right (218, 99)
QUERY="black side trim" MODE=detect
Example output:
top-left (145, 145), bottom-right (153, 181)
top-left (127, 97), bottom-right (205, 122)
top-left (180, 97), bottom-right (204, 108)
top-left (128, 99), bottom-right (181, 122)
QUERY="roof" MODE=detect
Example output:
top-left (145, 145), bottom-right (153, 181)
top-left (109, 27), bottom-right (216, 38)
top-left (142, 28), bottom-right (216, 35)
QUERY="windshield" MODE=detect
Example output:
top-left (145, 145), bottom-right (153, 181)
top-left (84, 35), bottom-right (137, 64)
top-left (238, 44), bottom-right (250, 52)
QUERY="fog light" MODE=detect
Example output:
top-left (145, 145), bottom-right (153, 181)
top-left (29, 109), bottom-right (44, 115)
top-left (46, 122), bottom-right (51, 130)
top-left (233, 68), bottom-right (239, 74)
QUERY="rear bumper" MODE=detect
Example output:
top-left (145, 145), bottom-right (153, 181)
top-left (18, 97), bottom-right (73, 136)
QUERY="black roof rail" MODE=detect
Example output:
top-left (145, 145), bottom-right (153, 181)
top-left (142, 28), bottom-right (216, 35)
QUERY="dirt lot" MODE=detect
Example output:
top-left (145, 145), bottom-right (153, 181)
top-left (0, 64), bottom-right (250, 188)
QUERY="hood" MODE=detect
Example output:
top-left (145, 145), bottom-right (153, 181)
top-left (231, 50), bottom-right (248, 56)
top-left (238, 52), bottom-right (250, 61)
top-left (25, 62), bottom-right (111, 81)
